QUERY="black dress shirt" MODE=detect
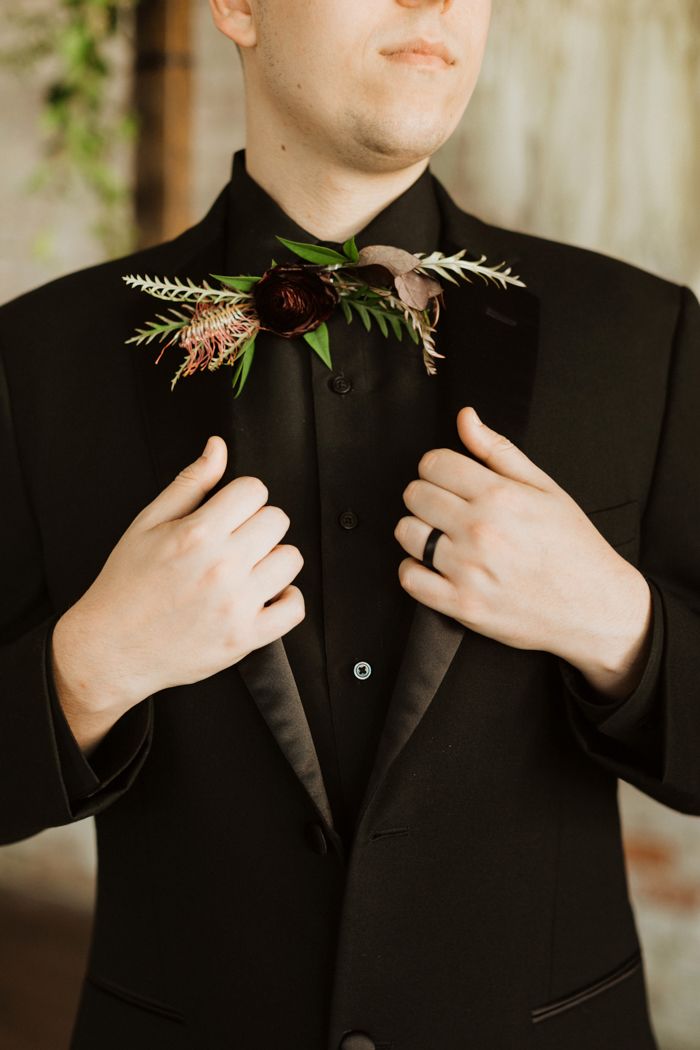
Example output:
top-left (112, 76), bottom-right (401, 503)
top-left (47, 148), bottom-right (444, 849)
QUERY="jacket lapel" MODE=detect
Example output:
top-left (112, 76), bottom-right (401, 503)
top-left (352, 182), bottom-right (541, 836)
top-left (131, 183), bottom-right (337, 837)
top-left (132, 172), bottom-right (540, 847)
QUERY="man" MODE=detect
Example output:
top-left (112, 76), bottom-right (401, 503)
top-left (1, 0), bottom-right (698, 1046)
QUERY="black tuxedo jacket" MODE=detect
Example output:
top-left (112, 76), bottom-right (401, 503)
top-left (1, 167), bottom-right (699, 1050)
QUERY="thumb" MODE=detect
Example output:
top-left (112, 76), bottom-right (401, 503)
top-left (457, 406), bottom-right (556, 490)
top-left (135, 435), bottom-right (228, 530)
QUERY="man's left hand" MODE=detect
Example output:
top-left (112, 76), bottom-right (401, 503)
top-left (394, 406), bottom-right (653, 688)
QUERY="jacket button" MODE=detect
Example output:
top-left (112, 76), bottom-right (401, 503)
top-left (338, 509), bottom-right (358, 530)
top-left (305, 821), bottom-right (328, 855)
top-left (339, 1033), bottom-right (375, 1050)
top-left (329, 373), bottom-right (352, 394)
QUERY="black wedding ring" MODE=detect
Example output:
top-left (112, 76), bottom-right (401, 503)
top-left (422, 526), bottom-right (443, 572)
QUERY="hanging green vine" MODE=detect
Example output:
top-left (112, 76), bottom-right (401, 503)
top-left (0, 0), bottom-right (140, 260)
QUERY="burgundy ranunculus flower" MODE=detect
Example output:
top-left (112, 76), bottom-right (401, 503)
top-left (252, 264), bottom-right (339, 338)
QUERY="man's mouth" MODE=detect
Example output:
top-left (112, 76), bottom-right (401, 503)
top-left (379, 37), bottom-right (456, 68)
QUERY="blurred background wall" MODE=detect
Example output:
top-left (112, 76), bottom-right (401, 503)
top-left (1, 2), bottom-right (699, 1048)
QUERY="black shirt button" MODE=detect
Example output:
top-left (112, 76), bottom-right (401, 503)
top-left (329, 373), bottom-right (353, 395)
top-left (338, 509), bottom-right (358, 530)
top-left (339, 1033), bottom-right (375, 1050)
top-left (305, 821), bottom-right (328, 855)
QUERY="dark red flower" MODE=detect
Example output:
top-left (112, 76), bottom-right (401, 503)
top-left (252, 264), bottom-right (339, 338)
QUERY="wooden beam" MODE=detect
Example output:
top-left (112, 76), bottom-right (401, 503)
top-left (133, 0), bottom-right (193, 248)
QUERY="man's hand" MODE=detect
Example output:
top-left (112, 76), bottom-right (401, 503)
top-left (52, 435), bottom-right (306, 723)
top-left (394, 406), bottom-right (653, 697)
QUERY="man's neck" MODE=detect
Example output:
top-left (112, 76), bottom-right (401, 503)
top-left (242, 131), bottom-right (431, 243)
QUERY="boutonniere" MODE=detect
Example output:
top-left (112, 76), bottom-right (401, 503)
top-left (122, 235), bottom-right (525, 398)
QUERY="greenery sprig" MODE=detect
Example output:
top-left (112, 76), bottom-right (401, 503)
top-left (123, 234), bottom-right (526, 398)
top-left (0, 1), bottom-right (138, 259)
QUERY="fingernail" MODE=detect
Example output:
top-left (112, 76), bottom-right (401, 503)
top-left (202, 436), bottom-right (213, 458)
top-left (472, 407), bottom-right (482, 424)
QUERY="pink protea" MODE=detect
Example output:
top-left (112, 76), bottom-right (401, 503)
top-left (158, 298), bottom-right (260, 375)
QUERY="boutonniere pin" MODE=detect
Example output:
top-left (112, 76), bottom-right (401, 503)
top-left (122, 235), bottom-right (525, 398)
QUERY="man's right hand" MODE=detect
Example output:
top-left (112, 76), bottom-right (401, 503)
top-left (51, 435), bottom-right (305, 728)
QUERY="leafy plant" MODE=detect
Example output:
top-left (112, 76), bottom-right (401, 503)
top-left (0, 1), bottom-right (139, 259)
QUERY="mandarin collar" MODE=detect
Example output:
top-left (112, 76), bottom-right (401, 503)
top-left (224, 147), bottom-right (442, 276)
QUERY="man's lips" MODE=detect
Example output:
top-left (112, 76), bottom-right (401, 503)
top-left (379, 37), bottom-right (456, 68)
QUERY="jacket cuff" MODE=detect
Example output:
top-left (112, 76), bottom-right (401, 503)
top-left (44, 613), bottom-right (153, 800)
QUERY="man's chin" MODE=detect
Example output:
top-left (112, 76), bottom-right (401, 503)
top-left (356, 126), bottom-right (451, 165)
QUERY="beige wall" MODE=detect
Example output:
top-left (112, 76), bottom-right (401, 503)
top-left (1, 4), bottom-right (699, 1046)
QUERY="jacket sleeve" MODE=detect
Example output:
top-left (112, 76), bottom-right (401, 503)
top-left (0, 344), bottom-right (154, 846)
top-left (556, 282), bottom-right (700, 815)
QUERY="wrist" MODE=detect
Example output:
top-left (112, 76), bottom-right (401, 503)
top-left (51, 606), bottom-right (138, 719)
top-left (559, 565), bottom-right (654, 701)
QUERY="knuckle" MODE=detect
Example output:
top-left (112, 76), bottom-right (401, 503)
top-left (290, 586), bottom-right (306, 614)
top-left (418, 449), bottom-right (438, 474)
top-left (177, 518), bottom-right (208, 550)
top-left (486, 482), bottom-right (515, 510)
top-left (290, 545), bottom-right (304, 568)
top-left (268, 505), bottom-right (291, 531)
top-left (175, 465), bottom-right (201, 486)
top-left (468, 517), bottom-right (495, 545)
top-left (202, 558), bottom-right (227, 586)
top-left (240, 475), bottom-right (269, 503)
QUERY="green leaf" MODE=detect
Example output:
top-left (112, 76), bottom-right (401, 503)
top-left (340, 298), bottom-right (353, 324)
top-left (276, 236), bottom-right (347, 266)
top-left (371, 308), bottom-right (389, 338)
top-left (407, 322), bottom-right (420, 344)
top-left (302, 322), bottom-right (333, 369)
top-left (231, 335), bottom-right (256, 398)
top-left (342, 236), bottom-right (360, 263)
top-left (210, 273), bottom-right (260, 292)
top-left (351, 301), bottom-right (372, 332)
top-left (387, 314), bottom-right (404, 341)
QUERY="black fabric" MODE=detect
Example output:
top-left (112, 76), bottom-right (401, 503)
top-left (2, 149), bottom-right (698, 1047)
top-left (221, 150), bottom-right (442, 846)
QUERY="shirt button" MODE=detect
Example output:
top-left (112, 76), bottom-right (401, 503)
top-left (329, 373), bottom-right (353, 395)
top-left (353, 661), bottom-right (372, 680)
top-left (339, 1033), bottom-right (375, 1050)
top-left (338, 509), bottom-right (358, 530)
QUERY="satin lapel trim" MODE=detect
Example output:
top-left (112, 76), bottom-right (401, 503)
top-left (353, 183), bottom-right (541, 836)
top-left (131, 184), bottom-right (336, 836)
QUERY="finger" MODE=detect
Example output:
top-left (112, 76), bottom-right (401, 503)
top-left (394, 515), bottom-right (452, 577)
top-left (255, 585), bottom-right (306, 647)
top-left (457, 406), bottom-right (559, 492)
top-left (134, 435), bottom-right (228, 530)
top-left (402, 477), bottom-right (467, 540)
top-left (417, 446), bottom-right (494, 503)
top-left (251, 543), bottom-right (304, 604)
top-left (397, 555), bottom-right (458, 617)
top-left (190, 474), bottom-right (271, 537)
top-left (231, 504), bottom-right (292, 568)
